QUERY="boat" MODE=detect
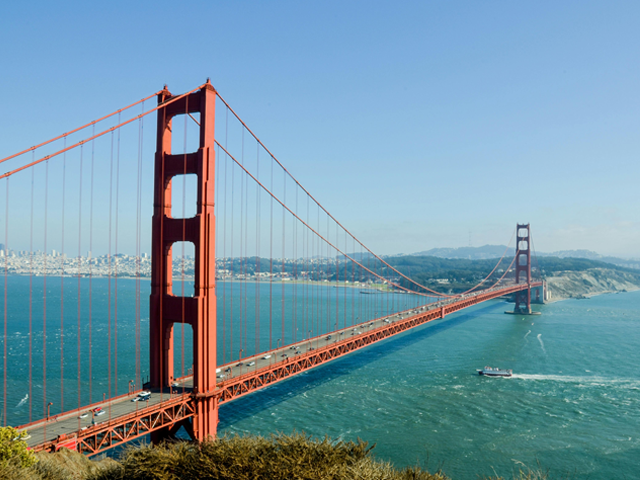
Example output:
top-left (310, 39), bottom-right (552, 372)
top-left (477, 366), bottom-right (512, 377)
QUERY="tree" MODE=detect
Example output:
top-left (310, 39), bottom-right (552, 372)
top-left (0, 426), bottom-right (36, 469)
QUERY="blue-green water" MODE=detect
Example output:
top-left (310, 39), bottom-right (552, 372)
top-left (2, 275), bottom-right (640, 479)
top-left (0, 275), bottom-right (424, 423)
top-left (218, 291), bottom-right (640, 480)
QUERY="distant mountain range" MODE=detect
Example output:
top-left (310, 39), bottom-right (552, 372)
top-left (407, 245), bottom-right (640, 270)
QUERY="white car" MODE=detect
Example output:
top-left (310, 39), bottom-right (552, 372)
top-left (78, 413), bottom-right (89, 419)
top-left (95, 410), bottom-right (106, 416)
top-left (261, 354), bottom-right (271, 360)
top-left (137, 391), bottom-right (151, 401)
top-left (246, 361), bottom-right (256, 367)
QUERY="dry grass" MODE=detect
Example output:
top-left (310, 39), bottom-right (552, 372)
top-left (9, 433), bottom-right (577, 480)
top-left (92, 432), bottom-right (448, 480)
top-left (0, 448), bottom-right (117, 480)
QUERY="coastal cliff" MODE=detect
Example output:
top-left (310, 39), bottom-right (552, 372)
top-left (545, 267), bottom-right (640, 302)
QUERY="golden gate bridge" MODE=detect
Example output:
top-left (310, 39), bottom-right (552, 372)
top-left (0, 81), bottom-right (543, 454)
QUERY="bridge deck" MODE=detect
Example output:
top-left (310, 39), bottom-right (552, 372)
top-left (20, 282), bottom-right (541, 455)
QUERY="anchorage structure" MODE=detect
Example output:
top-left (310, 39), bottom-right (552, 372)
top-left (149, 81), bottom-right (218, 441)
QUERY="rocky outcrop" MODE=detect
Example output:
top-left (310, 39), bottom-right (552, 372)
top-left (545, 268), bottom-right (640, 302)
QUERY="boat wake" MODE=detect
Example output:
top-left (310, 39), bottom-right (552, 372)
top-left (524, 330), bottom-right (531, 340)
top-left (537, 334), bottom-right (546, 354)
top-left (15, 394), bottom-right (28, 409)
top-left (509, 374), bottom-right (640, 388)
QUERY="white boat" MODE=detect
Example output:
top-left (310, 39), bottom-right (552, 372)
top-left (477, 366), bottom-right (512, 377)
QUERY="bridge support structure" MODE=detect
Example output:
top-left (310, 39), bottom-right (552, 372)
top-left (150, 82), bottom-right (218, 442)
top-left (506, 223), bottom-right (540, 315)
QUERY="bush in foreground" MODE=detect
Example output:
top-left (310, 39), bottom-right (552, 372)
top-left (0, 426), bottom-right (36, 470)
top-left (93, 432), bottom-right (447, 480)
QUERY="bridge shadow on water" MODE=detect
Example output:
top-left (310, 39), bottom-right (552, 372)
top-left (218, 302), bottom-right (503, 429)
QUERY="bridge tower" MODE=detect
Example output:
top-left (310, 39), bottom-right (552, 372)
top-left (514, 223), bottom-right (532, 314)
top-left (150, 82), bottom-right (218, 441)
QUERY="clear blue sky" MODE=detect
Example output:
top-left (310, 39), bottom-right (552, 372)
top-left (1, 1), bottom-right (638, 257)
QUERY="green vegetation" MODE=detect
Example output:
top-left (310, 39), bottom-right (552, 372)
top-left (0, 427), bottom-right (36, 470)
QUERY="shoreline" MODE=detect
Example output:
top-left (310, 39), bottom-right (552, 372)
top-left (543, 285), bottom-right (640, 304)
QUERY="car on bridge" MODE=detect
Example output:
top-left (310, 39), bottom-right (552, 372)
top-left (132, 391), bottom-right (151, 402)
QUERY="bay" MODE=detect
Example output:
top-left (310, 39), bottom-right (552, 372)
top-left (2, 274), bottom-right (639, 479)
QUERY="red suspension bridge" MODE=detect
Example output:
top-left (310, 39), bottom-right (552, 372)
top-left (0, 81), bottom-right (543, 455)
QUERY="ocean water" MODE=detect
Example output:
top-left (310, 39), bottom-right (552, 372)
top-left (0, 275), bottom-right (424, 424)
top-left (218, 291), bottom-right (640, 480)
top-left (2, 275), bottom-right (640, 479)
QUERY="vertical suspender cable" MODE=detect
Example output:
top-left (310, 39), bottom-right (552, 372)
top-left (114, 118), bottom-right (121, 402)
top-left (282, 172), bottom-right (286, 345)
top-left (42, 161), bottom-right (49, 436)
top-left (108, 130), bottom-right (114, 404)
top-left (244, 143), bottom-right (249, 355)
top-left (227, 112), bottom-right (234, 361)
top-left (343, 230), bottom-right (346, 326)
top-left (293, 187), bottom-right (298, 342)
top-left (351, 236), bottom-right (355, 325)
top-left (60, 137), bottom-right (66, 414)
top-left (3, 178), bottom-right (9, 426)
top-left (77, 146), bottom-right (83, 417)
top-left (239, 130), bottom-right (244, 357)
top-left (335, 221), bottom-right (339, 330)
top-left (135, 103), bottom-right (145, 390)
top-left (304, 195), bottom-right (313, 338)
top-left (29, 162), bottom-right (34, 422)
top-left (269, 150), bottom-right (273, 351)
top-left (222, 145), bottom-right (227, 363)
top-left (89, 126), bottom-right (95, 403)
top-left (326, 215), bottom-right (329, 333)
top-left (255, 143), bottom-right (260, 358)
top-left (316, 204), bottom-right (320, 337)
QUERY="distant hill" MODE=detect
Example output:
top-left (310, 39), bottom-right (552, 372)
top-left (409, 245), bottom-right (640, 270)
top-left (412, 245), bottom-right (514, 260)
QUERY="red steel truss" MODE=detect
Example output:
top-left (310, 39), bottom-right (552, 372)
top-left (31, 395), bottom-right (195, 456)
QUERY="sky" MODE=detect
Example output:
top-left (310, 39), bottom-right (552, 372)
top-left (1, 1), bottom-right (639, 258)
